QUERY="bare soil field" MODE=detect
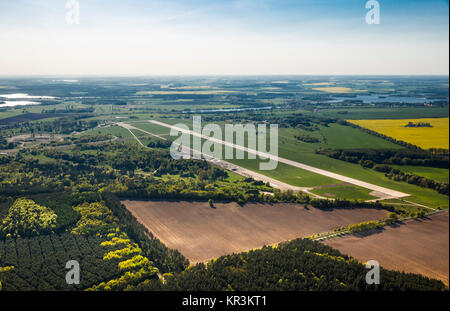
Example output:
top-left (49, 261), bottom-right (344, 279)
top-left (325, 212), bottom-right (449, 285)
top-left (122, 200), bottom-right (388, 264)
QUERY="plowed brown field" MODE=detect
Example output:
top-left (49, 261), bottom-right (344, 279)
top-left (122, 200), bottom-right (388, 264)
top-left (325, 212), bottom-right (449, 285)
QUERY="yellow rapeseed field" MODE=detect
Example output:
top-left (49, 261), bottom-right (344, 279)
top-left (303, 82), bottom-right (334, 86)
top-left (349, 118), bottom-right (449, 149)
top-left (312, 87), bottom-right (352, 93)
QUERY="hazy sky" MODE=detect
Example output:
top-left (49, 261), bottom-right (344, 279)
top-left (0, 0), bottom-right (448, 75)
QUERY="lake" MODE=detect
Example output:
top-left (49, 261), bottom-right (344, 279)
top-left (0, 93), bottom-right (56, 107)
top-left (327, 95), bottom-right (442, 104)
top-left (0, 101), bottom-right (42, 107)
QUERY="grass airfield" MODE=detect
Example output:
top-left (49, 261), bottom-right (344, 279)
top-left (122, 117), bottom-right (449, 209)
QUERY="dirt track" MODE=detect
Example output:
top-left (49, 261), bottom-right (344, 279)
top-left (325, 212), bottom-right (449, 285)
top-left (122, 200), bottom-right (388, 264)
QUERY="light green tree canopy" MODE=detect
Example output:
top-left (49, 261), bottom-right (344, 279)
top-left (0, 198), bottom-right (57, 237)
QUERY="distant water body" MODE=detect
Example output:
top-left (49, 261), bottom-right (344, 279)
top-left (0, 93), bottom-right (56, 107)
top-left (327, 95), bottom-right (442, 104)
top-left (0, 93), bottom-right (56, 99)
top-left (0, 101), bottom-right (42, 107)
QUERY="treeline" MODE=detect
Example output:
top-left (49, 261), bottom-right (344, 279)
top-left (333, 217), bottom-right (403, 236)
top-left (102, 193), bottom-right (188, 273)
top-left (405, 122), bottom-right (432, 128)
top-left (311, 198), bottom-right (427, 218)
top-left (316, 148), bottom-right (449, 195)
top-left (130, 238), bottom-right (446, 291)
top-left (59, 134), bottom-right (114, 145)
top-left (203, 113), bottom-right (337, 131)
top-left (258, 113), bottom-right (337, 130)
top-left (147, 140), bottom-right (172, 149)
top-left (316, 148), bottom-right (449, 169)
top-left (294, 134), bottom-right (320, 143)
top-left (309, 198), bottom-right (394, 212)
top-left (338, 120), bottom-right (425, 150)
top-left (374, 165), bottom-right (449, 195)
top-left (347, 220), bottom-right (384, 233)
top-left (41, 107), bottom-right (95, 114)
top-left (82, 99), bottom-right (127, 106)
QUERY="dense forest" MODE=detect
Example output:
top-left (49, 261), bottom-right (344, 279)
top-left (1, 141), bottom-right (333, 207)
top-left (0, 233), bottom-right (125, 290)
top-left (0, 193), bottom-right (181, 291)
top-left (131, 238), bottom-right (446, 291)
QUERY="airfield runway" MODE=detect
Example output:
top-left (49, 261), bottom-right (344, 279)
top-left (147, 120), bottom-right (409, 199)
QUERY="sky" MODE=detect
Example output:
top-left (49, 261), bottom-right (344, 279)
top-left (0, 0), bottom-right (448, 76)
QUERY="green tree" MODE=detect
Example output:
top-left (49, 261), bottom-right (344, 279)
top-left (0, 198), bottom-right (57, 237)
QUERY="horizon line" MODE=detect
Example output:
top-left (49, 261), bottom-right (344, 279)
top-left (0, 74), bottom-right (449, 78)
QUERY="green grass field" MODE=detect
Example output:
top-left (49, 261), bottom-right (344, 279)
top-left (310, 185), bottom-right (377, 201)
top-left (88, 117), bottom-right (449, 208)
top-left (230, 160), bottom-right (339, 187)
top-left (280, 123), bottom-right (403, 150)
top-left (127, 121), bottom-right (173, 136)
top-left (0, 111), bottom-right (22, 120)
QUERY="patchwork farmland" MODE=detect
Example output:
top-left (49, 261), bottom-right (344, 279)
top-left (0, 75), bottom-right (448, 292)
